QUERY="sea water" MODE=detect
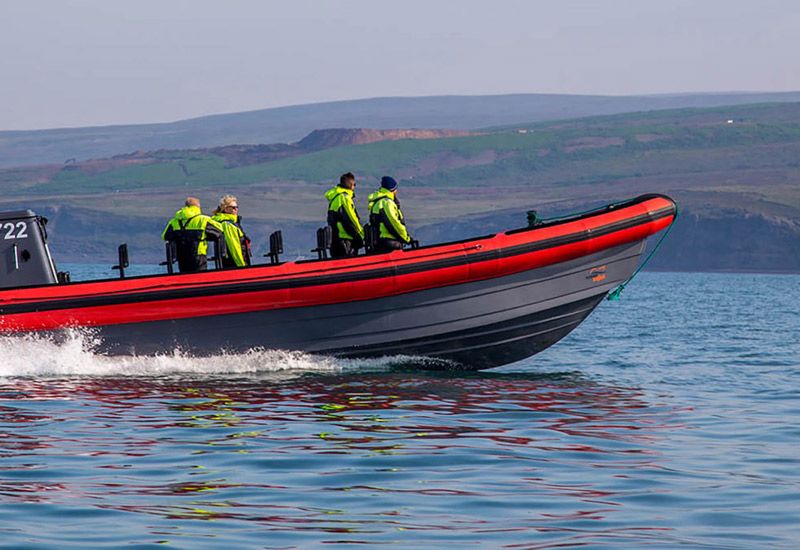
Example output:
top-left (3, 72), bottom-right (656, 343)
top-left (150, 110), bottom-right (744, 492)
top-left (0, 271), bottom-right (798, 548)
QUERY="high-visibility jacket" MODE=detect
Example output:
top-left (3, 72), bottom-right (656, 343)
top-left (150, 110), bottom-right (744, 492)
top-left (368, 188), bottom-right (410, 243)
top-left (161, 205), bottom-right (223, 257)
top-left (211, 212), bottom-right (251, 267)
top-left (325, 186), bottom-right (364, 242)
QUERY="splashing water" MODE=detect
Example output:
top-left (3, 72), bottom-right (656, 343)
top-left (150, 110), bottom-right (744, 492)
top-left (0, 329), bottom-right (443, 378)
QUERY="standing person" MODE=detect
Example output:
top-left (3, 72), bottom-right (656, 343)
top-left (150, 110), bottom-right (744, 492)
top-left (161, 197), bottom-right (224, 273)
top-left (368, 176), bottom-right (412, 253)
top-left (324, 172), bottom-right (364, 258)
top-left (211, 195), bottom-right (251, 268)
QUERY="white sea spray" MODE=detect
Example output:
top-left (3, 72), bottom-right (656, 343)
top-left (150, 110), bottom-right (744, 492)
top-left (0, 329), bottom-right (443, 378)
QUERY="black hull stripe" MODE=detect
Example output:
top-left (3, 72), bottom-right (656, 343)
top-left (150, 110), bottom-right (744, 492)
top-left (1, 205), bottom-right (674, 316)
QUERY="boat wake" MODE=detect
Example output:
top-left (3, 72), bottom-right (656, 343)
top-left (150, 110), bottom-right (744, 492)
top-left (0, 330), bottom-right (444, 378)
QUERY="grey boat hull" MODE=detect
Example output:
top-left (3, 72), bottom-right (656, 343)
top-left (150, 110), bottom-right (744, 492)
top-left (96, 241), bottom-right (642, 368)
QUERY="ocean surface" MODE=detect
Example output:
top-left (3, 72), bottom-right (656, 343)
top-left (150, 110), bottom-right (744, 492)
top-left (1, 269), bottom-right (798, 549)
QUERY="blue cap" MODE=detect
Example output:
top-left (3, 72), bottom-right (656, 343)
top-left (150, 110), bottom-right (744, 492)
top-left (380, 176), bottom-right (398, 191)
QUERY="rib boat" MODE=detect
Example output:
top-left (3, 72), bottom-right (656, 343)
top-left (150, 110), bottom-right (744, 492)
top-left (0, 194), bottom-right (676, 369)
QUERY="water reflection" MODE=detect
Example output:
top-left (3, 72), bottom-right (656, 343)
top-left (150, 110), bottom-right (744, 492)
top-left (0, 371), bottom-right (679, 547)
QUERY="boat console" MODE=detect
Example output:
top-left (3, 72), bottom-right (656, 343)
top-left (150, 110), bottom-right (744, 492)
top-left (0, 210), bottom-right (62, 289)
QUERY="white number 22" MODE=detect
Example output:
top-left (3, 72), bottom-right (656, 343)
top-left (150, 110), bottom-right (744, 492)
top-left (2, 222), bottom-right (28, 240)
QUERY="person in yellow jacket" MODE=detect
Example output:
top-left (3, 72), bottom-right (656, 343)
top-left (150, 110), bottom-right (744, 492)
top-left (368, 176), bottom-right (412, 253)
top-left (211, 195), bottom-right (252, 268)
top-left (325, 172), bottom-right (364, 258)
top-left (162, 197), bottom-right (224, 273)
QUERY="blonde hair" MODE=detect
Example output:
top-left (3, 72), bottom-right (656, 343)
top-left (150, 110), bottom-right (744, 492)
top-left (213, 195), bottom-right (239, 215)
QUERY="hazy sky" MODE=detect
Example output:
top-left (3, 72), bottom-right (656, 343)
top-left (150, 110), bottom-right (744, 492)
top-left (1, 0), bottom-right (798, 130)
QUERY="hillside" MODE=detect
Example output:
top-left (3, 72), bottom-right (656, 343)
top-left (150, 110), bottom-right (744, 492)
top-left (2, 102), bottom-right (799, 273)
top-left (4, 91), bottom-right (800, 168)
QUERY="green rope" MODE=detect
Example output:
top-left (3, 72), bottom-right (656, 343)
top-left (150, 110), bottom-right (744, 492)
top-left (607, 204), bottom-right (679, 301)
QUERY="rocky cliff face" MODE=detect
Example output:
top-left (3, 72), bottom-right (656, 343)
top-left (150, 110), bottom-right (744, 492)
top-left (205, 128), bottom-right (473, 167)
top-left (58, 128), bottom-right (475, 172)
top-left (297, 128), bottom-right (473, 150)
top-left (647, 209), bottom-right (800, 272)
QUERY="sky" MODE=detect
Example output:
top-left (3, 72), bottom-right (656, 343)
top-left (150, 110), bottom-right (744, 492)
top-left (1, 0), bottom-right (799, 130)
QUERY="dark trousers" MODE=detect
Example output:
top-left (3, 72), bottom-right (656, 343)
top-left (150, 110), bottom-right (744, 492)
top-left (331, 237), bottom-right (359, 258)
top-left (374, 238), bottom-right (404, 254)
top-left (221, 257), bottom-right (240, 269)
top-left (177, 254), bottom-right (208, 273)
